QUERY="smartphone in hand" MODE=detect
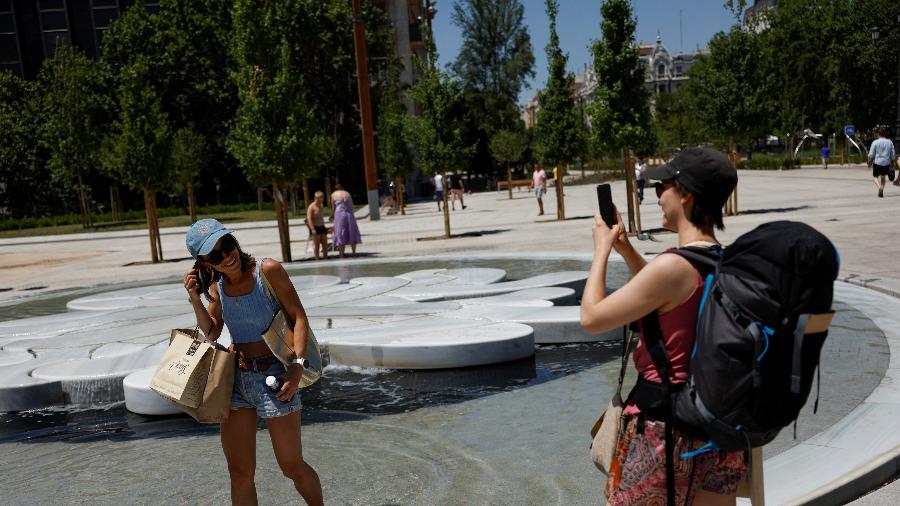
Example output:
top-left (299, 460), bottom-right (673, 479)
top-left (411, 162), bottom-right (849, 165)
top-left (596, 184), bottom-right (616, 228)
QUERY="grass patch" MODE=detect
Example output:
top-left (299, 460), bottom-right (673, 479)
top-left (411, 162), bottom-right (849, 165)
top-left (0, 209), bottom-right (302, 239)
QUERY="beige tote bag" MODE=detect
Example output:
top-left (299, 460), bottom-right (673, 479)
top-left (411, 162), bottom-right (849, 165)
top-left (150, 329), bottom-right (215, 408)
top-left (259, 265), bottom-right (324, 388)
top-left (590, 328), bottom-right (634, 473)
top-left (178, 341), bottom-right (236, 424)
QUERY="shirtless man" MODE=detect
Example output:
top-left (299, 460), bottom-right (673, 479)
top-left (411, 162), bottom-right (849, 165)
top-left (306, 191), bottom-right (328, 259)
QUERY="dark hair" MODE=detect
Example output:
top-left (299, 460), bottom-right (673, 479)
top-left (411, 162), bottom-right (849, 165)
top-left (876, 126), bottom-right (887, 137)
top-left (194, 234), bottom-right (254, 301)
top-left (674, 180), bottom-right (725, 231)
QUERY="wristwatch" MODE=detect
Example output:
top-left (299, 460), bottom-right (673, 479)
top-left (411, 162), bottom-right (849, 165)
top-left (291, 357), bottom-right (310, 369)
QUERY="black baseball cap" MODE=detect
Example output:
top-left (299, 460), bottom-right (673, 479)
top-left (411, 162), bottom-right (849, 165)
top-left (644, 147), bottom-right (737, 208)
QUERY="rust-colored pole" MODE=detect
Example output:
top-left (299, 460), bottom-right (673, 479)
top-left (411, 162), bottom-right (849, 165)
top-left (351, 0), bottom-right (380, 221)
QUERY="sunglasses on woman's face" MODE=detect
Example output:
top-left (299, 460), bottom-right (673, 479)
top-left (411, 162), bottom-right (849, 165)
top-left (202, 235), bottom-right (237, 265)
top-left (655, 180), bottom-right (676, 198)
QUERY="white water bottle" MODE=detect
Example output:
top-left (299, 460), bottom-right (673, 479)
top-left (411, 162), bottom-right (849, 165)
top-left (265, 375), bottom-right (283, 392)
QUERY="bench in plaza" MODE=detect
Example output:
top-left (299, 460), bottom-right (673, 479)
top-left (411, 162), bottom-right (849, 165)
top-left (497, 179), bottom-right (533, 191)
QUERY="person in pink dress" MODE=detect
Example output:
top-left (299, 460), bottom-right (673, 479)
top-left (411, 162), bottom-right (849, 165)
top-left (330, 185), bottom-right (362, 258)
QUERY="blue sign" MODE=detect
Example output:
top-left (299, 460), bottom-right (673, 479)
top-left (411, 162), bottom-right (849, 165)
top-left (844, 125), bottom-right (855, 136)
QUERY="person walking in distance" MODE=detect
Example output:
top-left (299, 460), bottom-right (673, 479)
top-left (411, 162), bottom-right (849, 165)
top-left (634, 156), bottom-right (648, 203)
top-left (820, 143), bottom-right (830, 170)
top-left (433, 172), bottom-right (444, 211)
top-left (531, 163), bottom-right (547, 216)
top-left (183, 219), bottom-right (324, 506)
top-left (868, 126), bottom-right (896, 198)
top-left (306, 191), bottom-right (328, 260)
top-left (580, 148), bottom-right (746, 505)
top-left (330, 185), bottom-right (362, 258)
top-left (450, 173), bottom-right (467, 210)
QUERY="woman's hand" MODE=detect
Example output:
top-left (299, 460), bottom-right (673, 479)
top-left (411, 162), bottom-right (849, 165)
top-left (276, 365), bottom-right (303, 401)
top-left (592, 209), bottom-right (625, 255)
top-left (184, 269), bottom-right (201, 302)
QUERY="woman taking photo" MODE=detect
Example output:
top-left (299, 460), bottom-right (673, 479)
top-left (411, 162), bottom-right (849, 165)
top-left (183, 219), bottom-right (323, 506)
top-left (580, 148), bottom-right (746, 506)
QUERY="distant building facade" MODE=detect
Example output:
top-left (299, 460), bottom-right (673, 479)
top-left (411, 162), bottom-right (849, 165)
top-left (1, 0), bottom-right (161, 79)
top-left (522, 35), bottom-right (706, 127)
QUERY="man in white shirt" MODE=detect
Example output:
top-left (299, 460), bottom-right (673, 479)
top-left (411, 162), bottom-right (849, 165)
top-left (434, 172), bottom-right (444, 211)
top-left (868, 127), bottom-right (896, 198)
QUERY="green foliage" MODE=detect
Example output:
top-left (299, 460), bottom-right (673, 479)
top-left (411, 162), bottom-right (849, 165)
top-left (37, 44), bottom-right (114, 187)
top-left (101, 56), bottom-right (172, 191)
top-left (652, 88), bottom-right (705, 152)
top-left (377, 72), bottom-right (414, 179)
top-left (405, 30), bottom-right (476, 175)
top-left (228, 0), bottom-right (319, 183)
top-left (171, 126), bottom-right (207, 193)
top-left (0, 72), bottom-right (66, 218)
top-left (489, 129), bottom-right (529, 166)
top-left (452, 0), bottom-right (534, 136)
top-left (589, 0), bottom-right (653, 155)
top-left (534, 0), bottom-right (585, 166)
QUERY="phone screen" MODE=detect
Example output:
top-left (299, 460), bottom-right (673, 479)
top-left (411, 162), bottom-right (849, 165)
top-left (596, 184), bottom-right (616, 228)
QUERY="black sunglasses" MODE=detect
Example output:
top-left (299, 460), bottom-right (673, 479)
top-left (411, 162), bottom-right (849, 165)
top-left (202, 235), bottom-right (237, 265)
top-left (655, 180), bottom-right (676, 198)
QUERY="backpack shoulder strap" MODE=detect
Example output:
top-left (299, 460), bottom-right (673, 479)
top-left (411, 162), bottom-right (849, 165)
top-left (666, 246), bottom-right (722, 274)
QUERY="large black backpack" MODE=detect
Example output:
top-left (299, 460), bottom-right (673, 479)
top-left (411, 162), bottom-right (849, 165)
top-left (632, 221), bottom-right (839, 504)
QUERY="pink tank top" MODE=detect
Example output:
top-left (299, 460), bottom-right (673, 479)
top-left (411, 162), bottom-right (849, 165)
top-left (624, 267), bottom-right (704, 415)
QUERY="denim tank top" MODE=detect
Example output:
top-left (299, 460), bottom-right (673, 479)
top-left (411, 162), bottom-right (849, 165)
top-left (218, 258), bottom-right (280, 344)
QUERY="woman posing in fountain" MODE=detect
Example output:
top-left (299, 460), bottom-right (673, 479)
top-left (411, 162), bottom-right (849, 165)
top-left (183, 219), bottom-right (323, 506)
top-left (580, 148), bottom-right (745, 506)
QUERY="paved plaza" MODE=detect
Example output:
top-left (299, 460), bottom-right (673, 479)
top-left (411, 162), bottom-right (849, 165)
top-left (1, 165), bottom-right (900, 504)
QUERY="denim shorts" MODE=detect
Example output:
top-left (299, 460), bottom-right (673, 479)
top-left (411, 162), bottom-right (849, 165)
top-left (231, 362), bottom-right (302, 418)
top-left (535, 187), bottom-right (546, 198)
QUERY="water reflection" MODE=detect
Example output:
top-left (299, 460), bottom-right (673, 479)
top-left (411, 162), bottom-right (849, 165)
top-left (0, 342), bottom-right (621, 443)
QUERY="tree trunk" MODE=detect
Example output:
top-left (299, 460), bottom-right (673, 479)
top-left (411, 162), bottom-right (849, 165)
top-left (272, 179), bottom-right (292, 262)
top-left (555, 165), bottom-right (566, 221)
top-left (76, 170), bottom-right (91, 229)
top-left (301, 178), bottom-right (310, 213)
top-left (187, 182), bottom-right (197, 223)
top-left (628, 150), bottom-right (642, 234)
top-left (109, 186), bottom-right (120, 223)
top-left (291, 182), bottom-right (299, 215)
top-left (729, 141), bottom-right (739, 216)
top-left (143, 186), bottom-right (160, 264)
top-left (395, 176), bottom-right (405, 215)
top-left (153, 191), bottom-right (163, 261)
top-left (507, 163), bottom-right (513, 200)
top-left (257, 187), bottom-right (264, 211)
top-left (623, 147), bottom-right (636, 233)
top-left (324, 175), bottom-right (332, 207)
top-left (441, 171), bottom-right (451, 239)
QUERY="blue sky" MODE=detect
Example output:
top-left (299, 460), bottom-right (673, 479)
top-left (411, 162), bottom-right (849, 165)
top-left (430, 0), bottom-right (741, 105)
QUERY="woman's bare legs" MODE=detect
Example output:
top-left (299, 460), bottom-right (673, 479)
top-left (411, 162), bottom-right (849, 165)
top-left (338, 245), bottom-right (346, 258)
top-left (221, 408), bottom-right (259, 506)
top-left (267, 411), bottom-right (323, 506)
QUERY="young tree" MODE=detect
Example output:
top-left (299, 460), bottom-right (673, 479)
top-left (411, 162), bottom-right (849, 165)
top-left (229, 0), bottom-right (322, 262)
top-left (0, 73), bottom-right (61, 219)
top-left (171, 126), bottom-right (207, 223)
top-left (376, 72), bottom-right (414, 215)
top-left (405, 29), bottom-right (476, 239)
top-left (534, 0), bottom-right (585, 220)
top-left (452, 0), bottom-right (534, 176)
top-left (38, 44), bottom-right (114, 229)
top-left (590, 0), bottom-right (653, 232)
top-left (489, 129), bottom-right (529, 200)
top-left (101, 56), bottom-right (172, 263)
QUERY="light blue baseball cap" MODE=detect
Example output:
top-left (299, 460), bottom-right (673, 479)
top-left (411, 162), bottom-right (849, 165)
top-left (186, 219), bottom-right (234, 258)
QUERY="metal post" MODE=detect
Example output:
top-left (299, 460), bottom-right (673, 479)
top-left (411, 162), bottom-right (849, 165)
top-left (351, 0), bottom-right (380, 221)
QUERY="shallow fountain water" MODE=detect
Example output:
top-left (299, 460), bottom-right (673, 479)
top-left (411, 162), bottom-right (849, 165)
top-left (0, 258), bottom-right (890, 505)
